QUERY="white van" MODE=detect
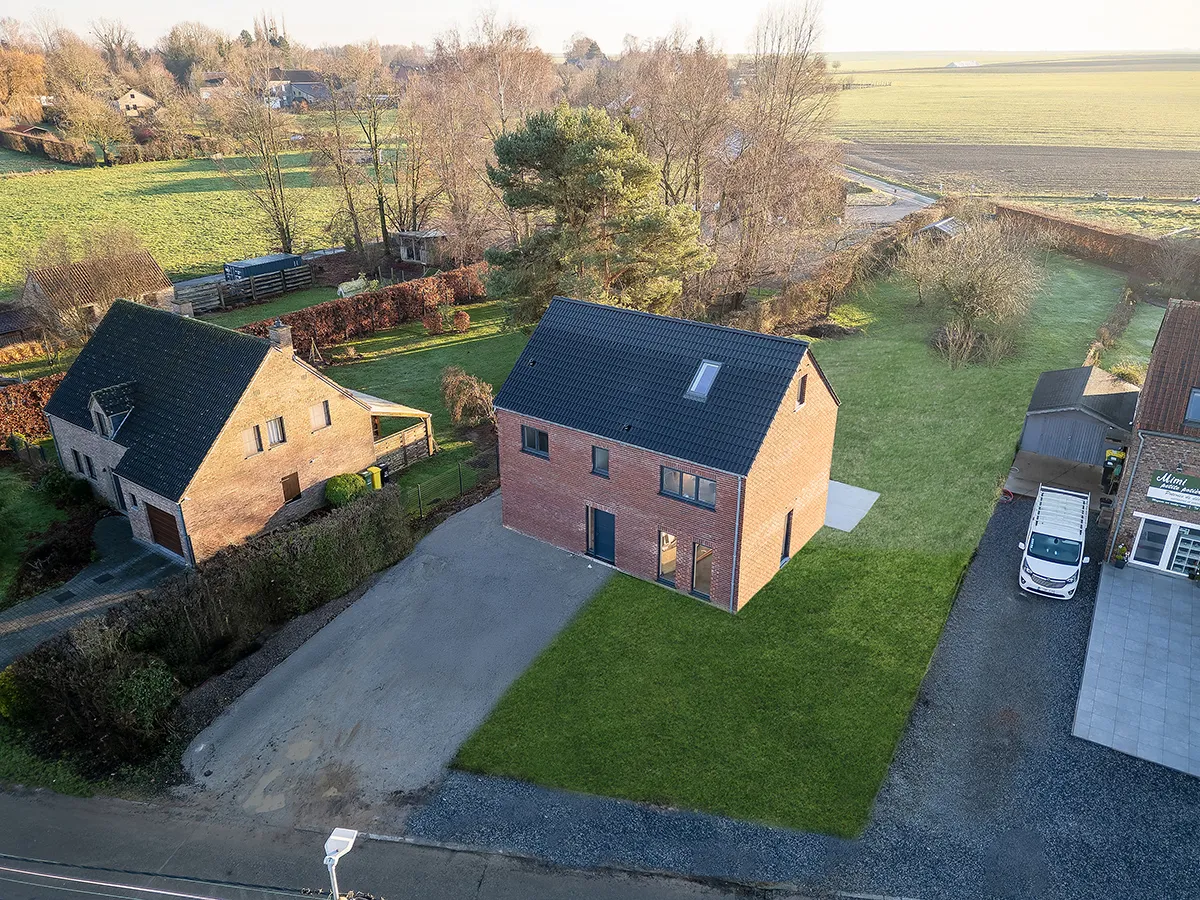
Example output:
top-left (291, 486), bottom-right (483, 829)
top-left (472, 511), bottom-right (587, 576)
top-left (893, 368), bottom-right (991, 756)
top-left (1018, 486), bottom-right (1091, 599)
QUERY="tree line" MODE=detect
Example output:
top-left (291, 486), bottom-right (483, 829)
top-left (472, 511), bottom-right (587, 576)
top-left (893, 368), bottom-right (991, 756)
top-left (1, 5), bottom-right (844, 321)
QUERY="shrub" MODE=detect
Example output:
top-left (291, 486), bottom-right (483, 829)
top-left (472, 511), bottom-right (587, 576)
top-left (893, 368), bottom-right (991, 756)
top-left (1110, 362), bottom-right (1147, 385)
top-left (441, 365), bottom-right (495, 426)
top-left (1, 485), bottom-right (414, 768)
top-left (453, 310), bottom-right (471, 334)
top-left (440, 263), bottom-right (487, 304)
top-left (66, 477), bottom-right (94, 505)
top-left (423, 311), bottom-right (444, 335)
top-left (6, 433), bottom-right (27, 452)
top-left (325, 473), bottom-right (368, 508)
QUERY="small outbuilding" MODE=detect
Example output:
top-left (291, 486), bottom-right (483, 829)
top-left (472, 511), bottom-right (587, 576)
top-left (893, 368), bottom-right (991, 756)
top-left (1020, 366), bottom-right (1139, 465)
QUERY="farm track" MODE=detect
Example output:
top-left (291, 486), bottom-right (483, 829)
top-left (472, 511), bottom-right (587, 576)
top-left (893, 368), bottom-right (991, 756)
top-left (844, 142), bottom-right (1200, 196)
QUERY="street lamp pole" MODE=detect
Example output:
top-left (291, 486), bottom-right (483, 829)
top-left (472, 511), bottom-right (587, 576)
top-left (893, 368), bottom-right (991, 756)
top-left (324, 828), bottom-right (358, 900)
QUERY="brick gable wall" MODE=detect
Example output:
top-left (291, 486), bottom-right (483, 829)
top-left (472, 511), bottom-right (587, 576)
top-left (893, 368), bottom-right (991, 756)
top-left (736, 355), bottom-right (839, 610)
top-left (179, 349), bottom-right (379, 561)
top-left (497, 410), bottom-right (743, 610)
top-left (1109, 432), bottom-right (1200, 559)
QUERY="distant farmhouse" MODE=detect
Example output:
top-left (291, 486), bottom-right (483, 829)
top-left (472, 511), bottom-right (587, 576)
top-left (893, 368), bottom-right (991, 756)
top-left (20, 250), bottom-right (173, 339)
top-left (198, 71), bottom-right (231, 101)
top-left (113, 88), bottom-right (157, 118)
top-left (44, 302), bottom-right (434, 564)
top-left (266, 68), bottom-right (332, 107)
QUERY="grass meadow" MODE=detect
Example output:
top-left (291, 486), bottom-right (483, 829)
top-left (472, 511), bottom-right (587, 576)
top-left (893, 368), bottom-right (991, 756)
top-left (0, 152), bottom-right (334, 301)
top-left (455, 255), bottom-right (1126, 836)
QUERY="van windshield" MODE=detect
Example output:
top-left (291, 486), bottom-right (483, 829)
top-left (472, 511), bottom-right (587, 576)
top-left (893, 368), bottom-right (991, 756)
top-left (1028, 532), bottom-right (1082, 565)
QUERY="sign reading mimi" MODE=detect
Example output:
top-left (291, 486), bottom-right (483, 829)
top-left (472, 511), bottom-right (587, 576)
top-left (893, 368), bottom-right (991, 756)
top-left (1147, 470), bottom-right (1200, 510)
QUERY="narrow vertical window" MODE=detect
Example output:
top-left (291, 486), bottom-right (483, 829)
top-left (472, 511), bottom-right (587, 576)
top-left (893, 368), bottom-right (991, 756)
top-left (658, 532), bottom-right (677, 586)
top-left (267, 416), bottom-right (287, 446)
top-left (692, 544), bottom-right (713, 599)
top-left (84, 455), bottom-right (95, 479)
top-left (592, 446), bottom-right (609, 477)
top-left (243, 425), bottom-right (264, 455)
top-left (72, 449), bottom-right (84, 473)
top-left (781, 510), bottom-right (794, 566)
top-left (311, 399), bottom-right (332, 430)
top-left (797, 373), bottom-right (808, 407)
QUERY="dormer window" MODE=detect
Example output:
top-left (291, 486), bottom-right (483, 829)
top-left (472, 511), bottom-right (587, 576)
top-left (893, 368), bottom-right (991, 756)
top-left (685, 360), bottom-right (722, 401)
top-left (93, 410), bottom-right (111, 437)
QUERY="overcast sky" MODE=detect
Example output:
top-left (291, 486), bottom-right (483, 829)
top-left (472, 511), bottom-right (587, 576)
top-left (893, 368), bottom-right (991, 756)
top-left (8, 0), bottom-right (1200, 54)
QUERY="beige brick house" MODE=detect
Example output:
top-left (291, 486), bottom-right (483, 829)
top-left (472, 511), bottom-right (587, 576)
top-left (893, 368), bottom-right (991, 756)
top-left (44, 301), bottom-right (433, 565)
top-left (494, 297), bottom-right (839, 612)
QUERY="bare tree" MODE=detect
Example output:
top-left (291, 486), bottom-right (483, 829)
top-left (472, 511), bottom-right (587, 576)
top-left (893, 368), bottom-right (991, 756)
top-left (390, 84), bottom-right (441, 232)
top-left (310, 71), bottom-right (369, 251)
top-left (340, 43), bottom-right (396, 250)
top-left (91, 18), bottom-right (138, 73)
top-left (0, 45), bottom-right (45, 122)
top-left (57, 89), bottom-right (131, 161)
top-left (1154, 237), bottom-right (1200, 299)
top-left (894, 233), bottom-right (940, 307)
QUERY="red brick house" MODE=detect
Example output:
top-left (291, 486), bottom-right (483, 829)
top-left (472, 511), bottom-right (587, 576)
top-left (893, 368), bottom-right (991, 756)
top-left (44, 301), bottom-right (433, 565)
top-left (494, 297), bottom-right (840, 613)
top-left (1109, 299), bottom-right (1200, 575)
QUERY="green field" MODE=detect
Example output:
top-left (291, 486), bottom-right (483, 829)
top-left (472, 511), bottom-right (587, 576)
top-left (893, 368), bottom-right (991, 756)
top-left (0, 148), bottom-right (73, 175)
top-left (835, 70), bottom-right (1200, 148)
top-left (455, 255), bottom-right (1125, 836)
top-left (1016, 197), bottom-right (1200, 236)
top-left (0, 153), bottom-right (334, 300)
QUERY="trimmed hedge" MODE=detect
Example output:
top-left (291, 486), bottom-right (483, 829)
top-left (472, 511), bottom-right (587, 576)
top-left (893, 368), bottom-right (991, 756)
top-left (0, 374), bottom-right (65, 441)
top-left (0, 130), bottom-right (96, 166)
top-left (238, 263), bottom-right (487, 351)
top-left (1, 484), bottom-right (414, 769)
top-left (994, 203), bottom-right (1163, 275)
top-left (325, 472), bottom-right (367, 507)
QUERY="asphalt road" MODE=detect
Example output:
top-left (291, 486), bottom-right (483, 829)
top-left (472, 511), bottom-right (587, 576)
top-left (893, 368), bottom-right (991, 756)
top-left (0, 790), bottom-right (791, 900)
top-left (843, 168), bottom-right (937, 207)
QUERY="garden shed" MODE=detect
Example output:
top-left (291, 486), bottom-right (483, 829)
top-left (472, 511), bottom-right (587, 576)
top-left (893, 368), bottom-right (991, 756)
top-left (1020, 366), bottom-right (1139, 466)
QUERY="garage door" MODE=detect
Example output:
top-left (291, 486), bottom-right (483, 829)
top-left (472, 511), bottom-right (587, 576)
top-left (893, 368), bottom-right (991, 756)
top-left (146, 503), bottom-right (184, 557)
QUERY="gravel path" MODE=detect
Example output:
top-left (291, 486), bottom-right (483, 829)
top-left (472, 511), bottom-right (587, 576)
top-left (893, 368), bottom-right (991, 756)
top-left (407, 499), bottom-right (1200, 899)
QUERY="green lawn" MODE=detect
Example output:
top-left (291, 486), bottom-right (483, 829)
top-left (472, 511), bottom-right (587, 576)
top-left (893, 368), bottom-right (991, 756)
top-left (455, 254), bottom-right (1125, 836)
top-left (0, 153), bottom-right (333, 300)
top-left (0, 147), bottom-right (74, 175)
top-left (1100, 300), bottom-right (1166, 379)
top-left (200, 286), bottom-right (340, 329)
top-left (0, 467), bottom-right (64, 600)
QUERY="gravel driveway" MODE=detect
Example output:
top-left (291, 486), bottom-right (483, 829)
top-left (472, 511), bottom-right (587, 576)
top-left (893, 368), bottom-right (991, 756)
top-left (408, 499), bottom-right (1200, 899)
top-left (185, 493), bottom-right (610, 830)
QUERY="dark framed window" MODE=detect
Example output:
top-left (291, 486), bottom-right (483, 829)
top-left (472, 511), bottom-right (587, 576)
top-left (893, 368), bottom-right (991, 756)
top-left (658, 531), bottom-right (677, 586)
top-left (243, 425), bottom-right (264, 455)
top-left (93, 410), bottom-right (110, 436)
top-left (281, 472), bottom-right (301, 503)
top-left (521, 424), bottom-right (549, 457)
top-left (660, 465), bottom-right (716, 509)
top-left (72, 449), bottom-right (84, 473)
top-left (1187, 388), bottom-right (1200, 425)
top-left (592, 445), bottom-right (609, 477)
top-left (311, 399), bottom-right (331, 430)
top-left (797, 373), bottom-right (808, 407)
top-left (781, 510), bottom-right (793, 566)
top-left (267, 416), bottom-right (287, 446)
top-left (692, 544), bottom-right (713, 599)
top-left (84, 455), bottom-right (95, 479)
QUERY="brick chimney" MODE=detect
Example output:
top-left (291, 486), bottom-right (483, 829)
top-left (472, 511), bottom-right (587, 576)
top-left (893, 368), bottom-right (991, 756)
top-left (170, 298), bottom-right (194, 318)
top-left (268, 318), bottom-right (293, 353)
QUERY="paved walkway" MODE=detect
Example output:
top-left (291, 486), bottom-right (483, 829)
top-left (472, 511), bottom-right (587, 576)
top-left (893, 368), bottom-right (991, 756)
top-left (0, 516), bottom-right (181, 666)
top-left (185, 494), bottom-right (611, 831)
top-left (824, 480), bottom-right (879, 532)
top-left (1074, 564), bottom-right (1200, 774)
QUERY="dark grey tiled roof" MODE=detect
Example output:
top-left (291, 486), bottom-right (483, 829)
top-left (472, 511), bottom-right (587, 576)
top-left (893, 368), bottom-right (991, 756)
top-left (0, 303), bottom-right (39, 335)
top-left (91, 381), bottom-right (135, 415)
top-left (1027, 365), bottom-right (1138, 428)
top-left (494, 297), bottom-right (821, 475)
top-left (45, 301), bottom-right (270, 500)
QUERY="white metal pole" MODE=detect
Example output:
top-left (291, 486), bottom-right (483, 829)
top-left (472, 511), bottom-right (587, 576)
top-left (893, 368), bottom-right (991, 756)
top-left (327, 860), bottom-right (340, 900)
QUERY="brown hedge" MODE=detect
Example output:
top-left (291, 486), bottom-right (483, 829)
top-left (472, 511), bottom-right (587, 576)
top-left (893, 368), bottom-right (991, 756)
top-left (0, 374), bottom-right (65, 441)
top-left (238, 263), bottom-right (487, 350)
top-left (993, 203), bottom-right (1162, 275)
top-left (0, 130), bottom-right (96, 166)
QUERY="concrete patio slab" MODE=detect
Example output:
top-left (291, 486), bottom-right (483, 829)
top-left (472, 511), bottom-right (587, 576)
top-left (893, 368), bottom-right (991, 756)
top-left (1074, 563), bottom-right (1200, 775)
top-left (824, 480), bottom-right (880, 532)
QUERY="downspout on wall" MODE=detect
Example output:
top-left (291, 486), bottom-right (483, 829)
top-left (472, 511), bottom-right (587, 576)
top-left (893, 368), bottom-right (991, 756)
top-left (729, 475), bottom-right (744, 613)
top-left (1109, 430), bottom-right (1145, 559)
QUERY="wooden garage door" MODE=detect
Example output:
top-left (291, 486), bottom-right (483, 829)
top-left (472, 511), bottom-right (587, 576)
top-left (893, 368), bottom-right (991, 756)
top-left (146, 503), bottom-right (183, 556)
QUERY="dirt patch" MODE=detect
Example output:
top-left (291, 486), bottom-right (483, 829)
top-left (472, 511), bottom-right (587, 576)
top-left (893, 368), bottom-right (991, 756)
top-left (845, 142), bottom-right (1200, 196)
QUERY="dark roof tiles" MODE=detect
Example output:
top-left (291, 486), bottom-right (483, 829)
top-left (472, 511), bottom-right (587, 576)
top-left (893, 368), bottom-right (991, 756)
top-left (44, 301), bottom-right (270, 500)
top-left (1136, 299), bottom-right (1200, 436)
top-left (494, 297), bottom-right (819, 475)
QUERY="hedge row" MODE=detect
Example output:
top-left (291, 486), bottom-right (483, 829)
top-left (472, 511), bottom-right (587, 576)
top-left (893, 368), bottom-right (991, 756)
top-left (0, 130), bottom-right (96, 166)
top-left (727, 206), bottom-right (946, 333)
top-left (239, 262), bottom-right (486, 350)
top-left (0, 484), bottom-right (415, 769)
top-left (0, 374), bottom-right (65, 441)
top-left (994, 203), bottom-right (1163, 275)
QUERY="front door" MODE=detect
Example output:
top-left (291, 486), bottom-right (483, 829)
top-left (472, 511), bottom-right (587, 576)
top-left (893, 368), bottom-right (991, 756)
top-left (111, 474), bottom-right (127, 512)
top-left (588, 507), bottom-right (615, 564)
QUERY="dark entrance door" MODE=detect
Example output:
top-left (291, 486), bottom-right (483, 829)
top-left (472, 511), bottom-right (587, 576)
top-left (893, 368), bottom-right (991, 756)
top-left (588, 507), bottom-right (615, 563)
top-left (111, 474), bottom-right (127, 512)
top-left (146, 503), bottom-right (183, 557)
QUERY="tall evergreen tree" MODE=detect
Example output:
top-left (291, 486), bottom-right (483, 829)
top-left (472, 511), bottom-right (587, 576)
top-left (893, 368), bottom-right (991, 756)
top-left (485, 104), bottom-right (713, 322)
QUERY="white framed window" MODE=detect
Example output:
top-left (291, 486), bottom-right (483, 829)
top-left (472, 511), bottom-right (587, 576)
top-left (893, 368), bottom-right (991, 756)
top-left (266, 416), bottom-right (286, 446)
top-left (1130, 512), bottom-right (1200, 577)
top-left (685, 360), bottom-right (722, 401)
top-left (310, 399), bottom-right (332, 430)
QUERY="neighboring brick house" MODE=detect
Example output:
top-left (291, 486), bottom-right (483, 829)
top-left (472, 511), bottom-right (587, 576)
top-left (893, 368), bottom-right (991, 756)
top-left (494, 297), bottom-right (840, 613)
top-left (44, 301), bottom-right (433, 565)
top-left (1109, 299), bottom-right (1200, 576)
top-left (20, 250), bottom-right (174, 340)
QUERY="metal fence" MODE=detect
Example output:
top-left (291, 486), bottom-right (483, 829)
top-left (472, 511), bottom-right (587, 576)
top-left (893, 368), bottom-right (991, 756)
top-left (398, 444), bottom-right (499, 519)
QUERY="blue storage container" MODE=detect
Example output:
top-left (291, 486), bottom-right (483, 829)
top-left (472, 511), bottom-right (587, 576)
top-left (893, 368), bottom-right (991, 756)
top-left (223, 253), bottom-right (304, 281)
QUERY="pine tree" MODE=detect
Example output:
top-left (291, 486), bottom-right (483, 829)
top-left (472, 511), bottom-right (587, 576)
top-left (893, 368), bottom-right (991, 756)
top-left (485, 104), bottom-right (713, 322)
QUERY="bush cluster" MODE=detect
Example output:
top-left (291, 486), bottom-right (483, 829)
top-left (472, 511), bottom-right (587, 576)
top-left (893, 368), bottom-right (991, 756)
top-left (0, 374), bottom-right (66, 441)
top-left (324, 472), bottom-right (367, 507)
top-left (422, 310), bottom-right (445, 335)
top-left (1, 485), bottom-right (414, 768)
top-left (453, 310), bottom-right (471, 334)
top-left (239, 263), bottom-right (487, 351)
top-left (0, 129), bottom-right (96, 166)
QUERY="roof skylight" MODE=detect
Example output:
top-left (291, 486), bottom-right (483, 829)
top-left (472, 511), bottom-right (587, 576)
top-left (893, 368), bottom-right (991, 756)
top-left (685, 360), bottom-right (722, 401)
